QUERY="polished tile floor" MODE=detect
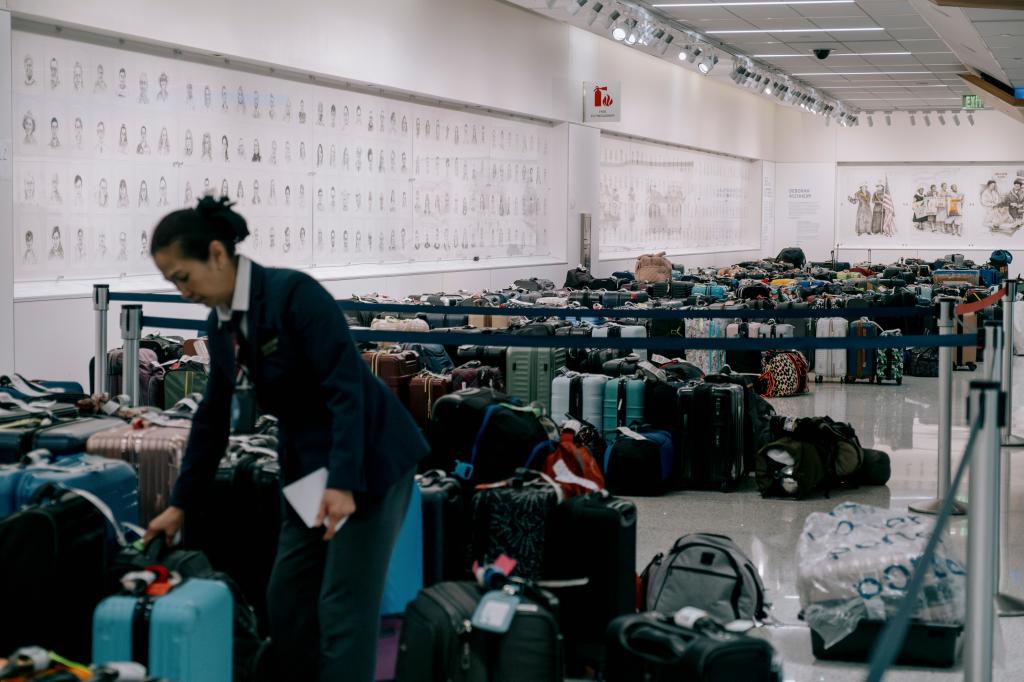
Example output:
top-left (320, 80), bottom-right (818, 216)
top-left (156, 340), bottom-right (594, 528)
top-left (626, 358), bottom-right (1024, 682)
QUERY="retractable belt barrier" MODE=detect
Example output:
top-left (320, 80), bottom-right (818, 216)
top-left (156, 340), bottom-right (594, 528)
top-left (112, 289), bottom-right (990, 352)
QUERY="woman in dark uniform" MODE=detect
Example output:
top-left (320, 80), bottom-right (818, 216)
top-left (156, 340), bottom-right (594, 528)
top-left (145, 196), bottom-right (428, 681)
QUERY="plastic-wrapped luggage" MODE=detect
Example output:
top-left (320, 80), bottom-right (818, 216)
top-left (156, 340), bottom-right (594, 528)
top-left (798, 503), bottom-right (965, 652)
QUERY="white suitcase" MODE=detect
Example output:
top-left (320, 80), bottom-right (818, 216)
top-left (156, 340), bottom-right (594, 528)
top-left (592, 323), bottom-right (648, 362)
top-left (814, 317), bottom-right (849, 382)
top-left (551, 372), bottom-right (609, 426)
top-left (758, 321), bottom-right (796, 338)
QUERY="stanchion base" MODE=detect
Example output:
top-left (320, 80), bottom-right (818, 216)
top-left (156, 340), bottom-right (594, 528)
top-left (908, 499), bottom-right (968, 515)
top-left (996, 592), bottom-right (1024, 617)
top-left (1002, 433), bottom-right (1024, 448)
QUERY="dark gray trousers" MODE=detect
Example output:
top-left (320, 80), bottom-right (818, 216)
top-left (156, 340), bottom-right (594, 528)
top-left (266, 469), bottom-right (414, 681)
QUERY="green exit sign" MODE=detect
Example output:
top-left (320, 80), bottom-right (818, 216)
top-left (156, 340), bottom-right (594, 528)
top-left (963, 94), bottom-right (984, 110)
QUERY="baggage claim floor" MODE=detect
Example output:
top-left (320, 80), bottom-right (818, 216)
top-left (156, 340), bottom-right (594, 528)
top-left (620, 357), bottom-right (1024, 682)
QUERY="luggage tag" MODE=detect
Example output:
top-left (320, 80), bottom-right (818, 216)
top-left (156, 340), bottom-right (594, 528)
top-left (471, 587), bottom-right (520, 634)
top-left (453, 460), bottom-right (474, 480)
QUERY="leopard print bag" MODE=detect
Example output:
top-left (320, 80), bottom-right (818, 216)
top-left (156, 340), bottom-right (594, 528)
top-left (759, 351), bottom-right (809, 398)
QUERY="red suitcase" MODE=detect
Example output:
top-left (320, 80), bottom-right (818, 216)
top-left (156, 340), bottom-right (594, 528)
top-left (363, 350), bottom-right (420, 405)
top-left (408, 372), bottom-right (452, 429)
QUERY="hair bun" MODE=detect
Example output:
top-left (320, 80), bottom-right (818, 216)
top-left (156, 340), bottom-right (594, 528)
top-left (196, 195), bottom-right (249, 243)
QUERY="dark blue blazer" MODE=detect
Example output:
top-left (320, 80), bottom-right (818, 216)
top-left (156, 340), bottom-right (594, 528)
top-left (170, 262), bottom-right (428, 511)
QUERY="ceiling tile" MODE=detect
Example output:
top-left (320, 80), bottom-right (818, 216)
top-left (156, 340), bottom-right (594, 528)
top-left (974, 20), bottom-right (1024, 38)
top-left (722, 6), bottom-right (804, 22)
top-left (965, 9), bottom-right (1024, 22)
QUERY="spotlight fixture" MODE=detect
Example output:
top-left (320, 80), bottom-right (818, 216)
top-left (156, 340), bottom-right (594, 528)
top-left (885, 113), bottom-right (892, 126)
top-left (953, 113), bottom-right (961, 126)
top-left (612, 22), bottom-right (627, 41)
top-left (567, 0), bottom-right (588, 15)
top-left (546, 0), bottom-right (560, 8)
top-left (622, 18), bottom-right (639, 44)
top-left (657, 33), bottom-right (675, 56)
top-left (684, 44), bottom-right (702, 64)
top-left (909, 112), bottom-right (916, 126)
top-left (698, 52), bottom-right (718, 74)
top-left (867, 114), bottom-right (874, 127)
top-left (924, 113), bottom-right (931, 127)
top-left (603, 9), bottom-right (621, 30)
top-left (937, 111), bottom-right (946, 125)
top-left (585, 2), bottom-right (604, 25)
top-left (967, 113), bottom-right (975, 126)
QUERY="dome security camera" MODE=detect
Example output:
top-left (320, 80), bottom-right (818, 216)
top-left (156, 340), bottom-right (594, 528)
top-left (813, 48), bottom-right (832, 60)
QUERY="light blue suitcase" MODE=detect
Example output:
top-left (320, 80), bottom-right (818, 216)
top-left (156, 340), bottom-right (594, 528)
top-left (93, 578), bottom-right (233, 682)
top-left (380, 481), bottom-right (424, 616)
top-left (0, 452), bottom-right (138, 525)
top-left (602, 377), bottom-right (645, 441)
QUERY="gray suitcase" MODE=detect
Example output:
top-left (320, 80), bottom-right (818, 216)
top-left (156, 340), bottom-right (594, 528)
top-left (506, 348), bottom-right (566, 413)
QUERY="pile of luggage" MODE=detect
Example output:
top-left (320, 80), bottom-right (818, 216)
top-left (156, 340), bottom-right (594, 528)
top-left (347, 248), bottom-right (1010, 408)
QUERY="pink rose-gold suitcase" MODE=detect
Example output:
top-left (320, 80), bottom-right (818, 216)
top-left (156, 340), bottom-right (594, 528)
top-left (86, 423), bottom-right (188, 524)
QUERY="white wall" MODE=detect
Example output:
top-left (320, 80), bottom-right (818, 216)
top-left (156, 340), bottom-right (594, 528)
top-left (773, 106), bottom-right (1024, 262)
top-left (6, 0), bottom-right (785, 384)
top-left (0, 12), bottom-right (12, 375)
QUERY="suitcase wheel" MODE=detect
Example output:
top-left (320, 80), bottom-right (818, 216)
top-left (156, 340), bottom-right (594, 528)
top-left (816, 375), bottom-right (823, 384)
top-left (897, 378), bottom-right (903, 385)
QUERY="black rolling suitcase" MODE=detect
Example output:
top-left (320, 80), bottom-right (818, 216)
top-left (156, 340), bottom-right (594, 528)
top-left (417, 469), bottom-right (468, 584)
top-left (470, 470), bottom-right (561, 581)
top-left (677, 383), bottom-right (745, 491)
top-left (544, 492), bottom-right (637, 671)
top-left (0, 490), bottom-right (109, 662)
top-left (603, 612), bottom-right (781, 682)
top-left (395, 581), bottom-right (564, 682)
top-left (183, 448), bottom-right (282, 635)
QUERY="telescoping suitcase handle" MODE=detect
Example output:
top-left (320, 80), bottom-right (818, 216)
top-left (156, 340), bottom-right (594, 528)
top-left (28, 483), bottom-right (145, 549)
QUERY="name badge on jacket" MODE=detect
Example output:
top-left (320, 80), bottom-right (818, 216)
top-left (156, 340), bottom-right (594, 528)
top-left (260, 335), bottom-right (279, 357)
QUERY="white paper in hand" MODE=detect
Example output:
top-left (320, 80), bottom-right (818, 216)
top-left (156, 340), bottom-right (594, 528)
top-left (282, 467), bottom-right (349, 533)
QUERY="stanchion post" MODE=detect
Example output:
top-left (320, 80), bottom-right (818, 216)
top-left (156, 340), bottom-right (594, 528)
top-left (911, 300), bottom-right (964, 514)
top-left (93, 284), bottom-right (109, 395)
top-left (120, 305), bottom-right (142, 407)
top-left (1002, 279), bottom-right (1024, 446)
top-left (965, 380), bottom-right (1001, 682)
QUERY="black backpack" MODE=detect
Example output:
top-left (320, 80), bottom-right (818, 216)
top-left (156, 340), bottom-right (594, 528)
top-left (565, 267), bottom-right (594, 288)
top-left (775, 247), bottom-right (806, 268)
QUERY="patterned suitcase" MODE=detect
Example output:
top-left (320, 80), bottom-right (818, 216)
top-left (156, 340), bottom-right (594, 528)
top-left (814, 318), bottom-right (849, 383)
top-left (684, 317), bottom-right (726, 376)
top-left (408, 372), bottom-right (452, 429)
top-left (876, 330), bottom-right (905, 385)
top-left (92, 578), bottom-right (233, 682)
top-left (86, 423), bottom-right (188, 524)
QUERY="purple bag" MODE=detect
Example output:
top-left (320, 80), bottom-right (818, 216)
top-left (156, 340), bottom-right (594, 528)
top-left (106, 348), bottom-right (165, 406)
